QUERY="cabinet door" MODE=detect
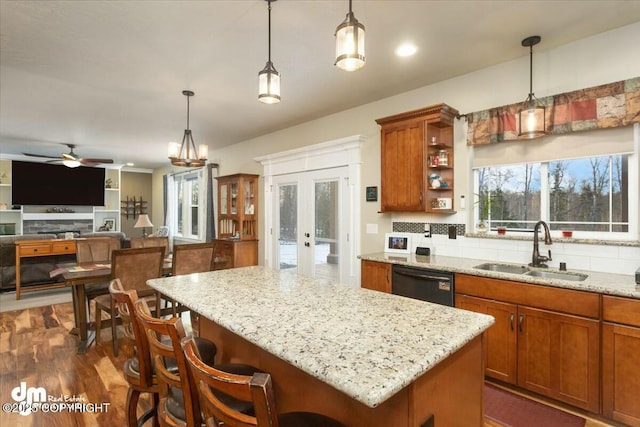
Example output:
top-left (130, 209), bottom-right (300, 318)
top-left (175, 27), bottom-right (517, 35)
top-left (360, 260), bottom-right (391, 293)
top-left (517, 306), bottom-right (600, 413)
top-left (456, 294), bottom-right (517, 384)
top-left (380, 120), bottom-right (424, 211)
top-left (602, 322), bottom-right (640, 426)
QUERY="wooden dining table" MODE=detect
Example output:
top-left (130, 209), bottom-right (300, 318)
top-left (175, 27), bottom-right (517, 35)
top-left (53, 260), bottom-right (172, 354)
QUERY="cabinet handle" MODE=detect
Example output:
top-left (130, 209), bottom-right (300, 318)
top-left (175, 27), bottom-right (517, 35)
top-left (518, 314), bottom-right (524, 333)
top-left (510, 312), bottom-right (514, 331)
top-left (386, 269), bottom-right (390, 284)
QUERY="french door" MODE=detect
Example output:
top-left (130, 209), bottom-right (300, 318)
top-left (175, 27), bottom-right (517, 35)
top-left (271, 167), bottom-right (350, 284)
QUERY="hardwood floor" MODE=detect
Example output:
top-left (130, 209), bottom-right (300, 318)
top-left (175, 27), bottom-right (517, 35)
top-left (0, 302), bottom-right (612, 427)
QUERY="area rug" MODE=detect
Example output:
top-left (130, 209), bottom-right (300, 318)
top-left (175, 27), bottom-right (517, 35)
top-left (484, 384), bottom-right (586, 427)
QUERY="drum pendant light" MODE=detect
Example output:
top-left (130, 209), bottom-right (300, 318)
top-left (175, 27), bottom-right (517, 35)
top-left (168, 90), bottom-right (208, 167)
top-left (258, 0), bottom-right (280, 104)
top-left (335, 0), bottom-right (365, 71)
top-left (518, 35), bottom-right (546, 138)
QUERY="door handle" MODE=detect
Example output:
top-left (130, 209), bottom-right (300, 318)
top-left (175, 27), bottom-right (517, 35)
top-left (304, 242), bottom-right (310, 247)
top-left (304, 233), bottom-right (310, 238)
top-left (510, 312), bottom-right (514, 332)
top-left (518, 314), bottom-right (524, 333)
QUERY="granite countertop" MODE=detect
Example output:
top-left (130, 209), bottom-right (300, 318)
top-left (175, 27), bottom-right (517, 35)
top-left (360, 253), bottom-right (640, 299)
top-left (147, 266), bottom-right (494, 408)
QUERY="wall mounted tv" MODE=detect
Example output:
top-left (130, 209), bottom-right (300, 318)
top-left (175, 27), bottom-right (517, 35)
top-left (12, 161), bottom-right (105, 206)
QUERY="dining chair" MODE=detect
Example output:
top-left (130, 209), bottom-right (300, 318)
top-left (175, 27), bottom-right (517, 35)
top-left (93, 246), bottom-right (164, 356)
top-left (109, 280), bottom-right (161, 427)
top-left (134, 298), bottom-right (258, 427)
top-left (130, 236), bottom-right (170, 258)
top-left (75, 237), bottom-right (121, 301)
top-left (182, 337), bottom-right (346, 427)
top-left (157, 242), bottom-right (216, 322)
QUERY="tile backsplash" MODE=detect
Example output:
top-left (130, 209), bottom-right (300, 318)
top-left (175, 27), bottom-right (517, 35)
top-left (390, 221), bottom-right (640, 276)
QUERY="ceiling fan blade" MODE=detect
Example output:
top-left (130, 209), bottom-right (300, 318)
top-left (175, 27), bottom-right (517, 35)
top-left (80, 158), bottom-right (114, 165)
top-left (23, 152), bottom-right (60, 159)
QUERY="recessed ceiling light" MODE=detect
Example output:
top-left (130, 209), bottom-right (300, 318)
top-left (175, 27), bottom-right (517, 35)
top-left (395, 43), bottom-right (417, 57)
top-left (126, 162), bottom-right (134, 166)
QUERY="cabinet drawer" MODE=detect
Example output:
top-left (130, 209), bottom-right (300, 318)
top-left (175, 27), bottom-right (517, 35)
top-left (455, 273), bottom-right (600, 318)
top-left (603, 295), bottom-right (640, 327)
top-left (51, 241), bottom-right (76, 254)
top-left (18, 243), bottom-right (52, 256)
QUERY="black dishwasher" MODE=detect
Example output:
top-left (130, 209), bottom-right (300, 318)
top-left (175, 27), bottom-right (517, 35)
top-left (391, 265), bottom-right (455, 307)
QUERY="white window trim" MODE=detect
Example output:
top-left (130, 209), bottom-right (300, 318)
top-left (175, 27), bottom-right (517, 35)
top-left (255, 135), bottom-right (364, 285)
top-left (169, 169), bottom-right (206, 242)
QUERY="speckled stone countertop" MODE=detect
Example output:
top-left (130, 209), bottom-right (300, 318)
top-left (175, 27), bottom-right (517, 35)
top-left (147, 266), bottom-right (494, 408)
top-left (360, 253), bottom-right (640, 299)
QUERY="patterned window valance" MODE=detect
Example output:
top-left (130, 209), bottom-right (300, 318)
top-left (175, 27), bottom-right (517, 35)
top-left (466, 77), bottom-right (640, 146)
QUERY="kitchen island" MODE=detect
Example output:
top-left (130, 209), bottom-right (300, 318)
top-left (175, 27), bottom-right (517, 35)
top-left (148, 266), bottom-right (494, 426)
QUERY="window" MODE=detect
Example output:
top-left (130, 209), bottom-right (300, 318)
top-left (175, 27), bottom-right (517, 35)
top-left (172, 171), bottom-right (203, 240)
top-left (476, 155), bottom-right (630, 235)
top-left (472, 125), bottom-right (637, 240)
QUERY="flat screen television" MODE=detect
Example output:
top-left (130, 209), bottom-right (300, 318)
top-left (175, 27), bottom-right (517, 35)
top-left (11, 161), bottom-right (105, 206)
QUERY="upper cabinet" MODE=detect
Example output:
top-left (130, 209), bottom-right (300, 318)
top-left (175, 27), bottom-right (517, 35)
top-left (376, 103), bottom-right (458, 213)
top-left (217, 173), bottom-right (259, 240)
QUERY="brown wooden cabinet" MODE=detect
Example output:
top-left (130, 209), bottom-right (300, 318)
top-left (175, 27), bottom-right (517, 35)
top-left (360, 260), bottom-right (392, 293)
top-left (376, 103), bottom-right (458, 213)
top-left (602, 295), bottom-right (640, 426)
top-left (217, 173), bottom-right (259, 240)
top-left (455, 274), bottom-right (600, 413)
top-left (456, 294), bottom-right (517, 384)
top-left (215, 173), bottom-right (259, 269)
top-left (213, 239), bottom-right (258, 270)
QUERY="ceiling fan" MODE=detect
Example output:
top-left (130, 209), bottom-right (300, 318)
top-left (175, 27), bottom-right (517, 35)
top-left (22, 144), bottom-right (114, 168)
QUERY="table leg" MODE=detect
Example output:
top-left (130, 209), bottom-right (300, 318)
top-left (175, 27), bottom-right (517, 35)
top-left (72, 283), bottom-right (95, 354)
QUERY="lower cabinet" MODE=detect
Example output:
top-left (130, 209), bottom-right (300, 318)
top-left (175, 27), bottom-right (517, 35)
top-left (213, 239), bottom-right (258, 269)
top-left (360, 260), bottom-right (392, 293)
top-left (602, 295), bottom-right (640, 426)
top-left (455, 274), bottom-right (600, 413)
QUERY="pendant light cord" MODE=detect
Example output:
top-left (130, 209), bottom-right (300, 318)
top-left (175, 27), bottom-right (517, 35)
top-left (528, 43), bottom-right (534, 100)
top-left (267, 0), bottom-right (272, 63)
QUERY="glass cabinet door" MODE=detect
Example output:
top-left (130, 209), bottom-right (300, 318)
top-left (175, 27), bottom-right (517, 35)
top-left (244, 180), bottom-right (255, 215)
top-left (230, 183), bottom-right (238, 214)
top-left (220, 183), bottom-right (228, 214)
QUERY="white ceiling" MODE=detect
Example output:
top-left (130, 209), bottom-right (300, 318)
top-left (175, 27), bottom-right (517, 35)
top-left (2, 1), bottom-right (640, 170)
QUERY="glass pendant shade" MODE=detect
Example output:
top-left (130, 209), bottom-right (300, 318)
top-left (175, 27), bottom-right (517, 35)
top-left (335, 5), bottom-right (365, 71)
top-left (168, 90), bottom-right (207, 167)
top-left (518, 102), bottom-right (546, 138)
top-left (258, 61), bottom-right (281, 104)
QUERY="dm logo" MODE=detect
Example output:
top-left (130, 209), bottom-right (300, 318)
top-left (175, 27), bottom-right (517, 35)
top-left (11, 382), bottom-right (47, 416)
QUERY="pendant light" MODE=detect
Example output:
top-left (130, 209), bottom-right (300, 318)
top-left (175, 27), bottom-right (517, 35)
top-left (258, 0), bottom-right (280, 104)
top-left (168, 90), bottom-right (208, 167)
top-left (335, 0), bottom-right (365, 72)
top-left (517, 35), bottom-right (546, 138)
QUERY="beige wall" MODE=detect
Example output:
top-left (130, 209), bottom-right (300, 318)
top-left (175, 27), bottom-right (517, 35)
top-left (121, 171), bottom-right (153, 238)
top-left (152, 22), bottom-right (640, 260)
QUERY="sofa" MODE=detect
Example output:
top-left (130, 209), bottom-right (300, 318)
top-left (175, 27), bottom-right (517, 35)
top-left (0, 232), bottom-right (130, 292)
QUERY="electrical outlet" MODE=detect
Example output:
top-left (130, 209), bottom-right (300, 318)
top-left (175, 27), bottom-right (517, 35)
top-left (424, 223), bottom-right (431, 238)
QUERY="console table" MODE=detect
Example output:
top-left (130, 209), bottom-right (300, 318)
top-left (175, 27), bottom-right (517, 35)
top-left (15, 239), bottom-right (76, 299)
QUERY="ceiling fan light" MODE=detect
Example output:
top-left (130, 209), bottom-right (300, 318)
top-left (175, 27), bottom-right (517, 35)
top-left (335, 1), bottom-right (365, 72)
top-left (63, 159), bottom-right (81, 168)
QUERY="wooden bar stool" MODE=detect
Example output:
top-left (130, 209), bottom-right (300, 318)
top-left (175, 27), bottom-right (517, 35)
top-left (109, 280), bottom-right (160, 427)
top-left (182, 337), bottom-right (346, 427)
top-left (134, 299), bottom-right (259, 427)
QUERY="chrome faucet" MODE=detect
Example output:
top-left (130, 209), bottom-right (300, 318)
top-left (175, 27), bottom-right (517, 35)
top-left (530, 220), bottom-right (552, 268)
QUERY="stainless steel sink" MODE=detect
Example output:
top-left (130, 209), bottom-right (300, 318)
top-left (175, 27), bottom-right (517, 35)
top-left (473, 263), bottom-right (529, 275)
top-left (524, 270), bottom-right (588, 281)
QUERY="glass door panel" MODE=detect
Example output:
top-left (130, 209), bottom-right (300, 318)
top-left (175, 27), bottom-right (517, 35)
top-left (314, 180), bottom-right (339, 283)
top-left (278, 183), bottom-right (298, 270)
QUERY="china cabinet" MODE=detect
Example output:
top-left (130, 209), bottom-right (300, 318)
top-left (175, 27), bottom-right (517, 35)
top-left (214, 173), bottom-right (259, 268)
